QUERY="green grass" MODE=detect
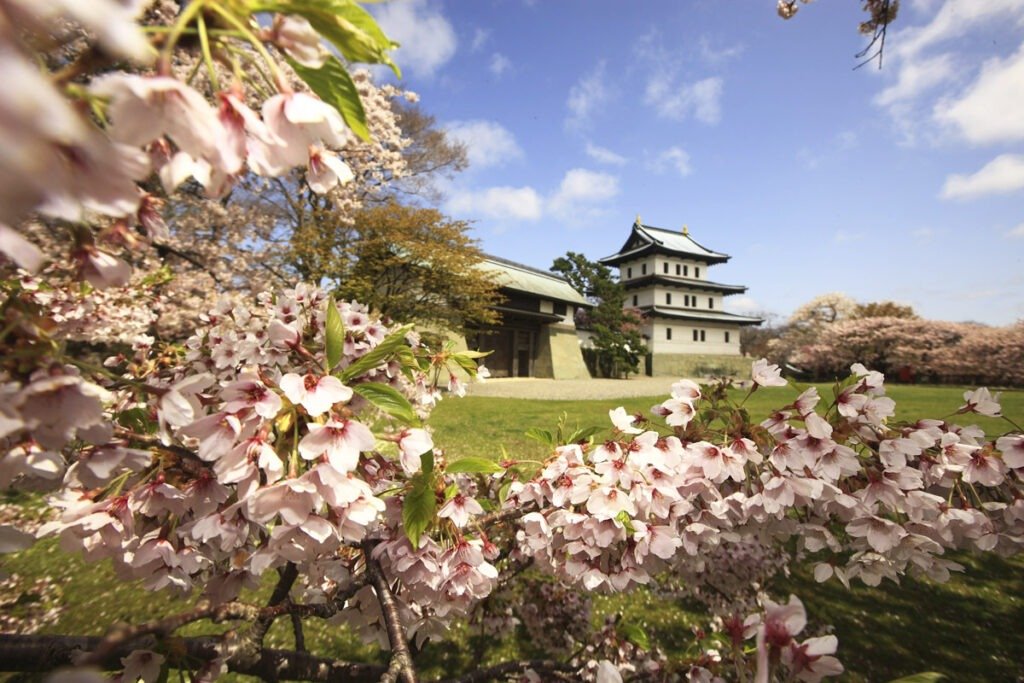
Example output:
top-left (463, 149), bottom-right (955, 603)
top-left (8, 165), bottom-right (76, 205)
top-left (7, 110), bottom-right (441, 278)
top-left (3, 384), bottom-right (1022, 681)
top-left (430, 383), bottom-right (1024, 463)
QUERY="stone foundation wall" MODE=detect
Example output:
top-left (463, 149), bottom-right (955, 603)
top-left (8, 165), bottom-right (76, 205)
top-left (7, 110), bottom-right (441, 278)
top-left (535, 324), bottom-right (591, 379)
top-left (649, 353), bottom-right (751, 379)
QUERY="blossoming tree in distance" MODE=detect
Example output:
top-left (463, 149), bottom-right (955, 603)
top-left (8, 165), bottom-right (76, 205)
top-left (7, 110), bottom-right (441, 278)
top-left (1, 2), bottom-right (1023, 682)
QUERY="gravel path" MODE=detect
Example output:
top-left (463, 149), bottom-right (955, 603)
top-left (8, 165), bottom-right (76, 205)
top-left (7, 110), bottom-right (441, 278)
top-left (464, 376), bottom-right (683, 400)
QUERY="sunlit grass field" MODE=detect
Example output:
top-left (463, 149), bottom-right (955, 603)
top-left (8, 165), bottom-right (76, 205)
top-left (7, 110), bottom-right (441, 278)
top-left (2, 384), bottom-right (1022, 681)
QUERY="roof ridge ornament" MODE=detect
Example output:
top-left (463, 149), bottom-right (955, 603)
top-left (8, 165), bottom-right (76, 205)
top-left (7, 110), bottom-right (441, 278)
top-left (635, 214), bottom-right (642, 226)
top-left (682, 224), bottom-right (689, 236)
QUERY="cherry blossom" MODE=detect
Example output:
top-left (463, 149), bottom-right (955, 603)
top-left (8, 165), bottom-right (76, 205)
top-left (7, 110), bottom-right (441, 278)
top-left (751, 358), bottom-right (787, 387)
top-left (280, 373), bottom-right (353, 416)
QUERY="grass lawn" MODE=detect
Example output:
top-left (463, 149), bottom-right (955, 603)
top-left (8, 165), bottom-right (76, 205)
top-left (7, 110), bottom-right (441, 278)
top-left (2, 383), bottom-right (1022, 681)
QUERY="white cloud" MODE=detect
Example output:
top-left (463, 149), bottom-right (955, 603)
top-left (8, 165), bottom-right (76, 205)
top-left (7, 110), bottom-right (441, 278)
top-left (871, 1), bottom-right (1024, 142)
top-left (1006, 222), bottom-right (1024, 238)
top-left (941, 154), bottom-right (1024, 199)
top-left (585, 142), bottom-right (627, 166)
top-left (446, 168), bottom-right (619, 227)
top-left (724, 295), bottom-right (761, 315)
top-left (875, 53), bottom-right (956, 107)
top-left (833, 230), bottom-right (864, 244)
top-left (934, 42), bottom-right (1024, 144)
top-left (644, 75), bottom-right (723, 124)
top-left (698, 37), bottom-right (743, 65)
top-left (445, 120), bottom-right (523, 170)
top-left (548, 168), bottom-right (619, 221)
top-left (565, 62), bottom-right (609, 129)
top-left (650, 146), bottom-right (692, 177)
top-left (892, 0), bottom-right (1024, 60)
top-left (470, 28), bottom-right (489, 52)
top-left (447, 186), bottom-right (543, 221)
top-left (489, 52), bottom-right (512, 77)
top-left (373, 0), bottom-right (456, 79)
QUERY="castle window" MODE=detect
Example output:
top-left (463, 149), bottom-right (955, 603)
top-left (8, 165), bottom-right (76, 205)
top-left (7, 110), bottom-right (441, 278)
top-left (725, 331), bottom-right (731, 343)
top-left (663, 262), bottom-right (668, 274)
top-left (684, 265), bottom-right (689, 277)
top-left (666, 292), bottom-right (672, 305)
top-left (642, 263), bottom-right (647, 275)
top-left (692, 329), bottom-right (698, 342)
top-left (708, 297), bottom-right (714, 309)
top-left (632, 295), bottom-right (638, 306)
top-left (554, 302), bottom-right (567, 316)
top-left (666, 327), bottom-right (672, 340)
top-left (627, 267), bottom-right (632, 278)
top-left (675, 264), bottom-right (681, 275)
top-left (695, 266), bottom-right (701, 278)
top-left (684, 294), bottom-right (690, 306)
top-left (700, 330), bottom-right (706, 342)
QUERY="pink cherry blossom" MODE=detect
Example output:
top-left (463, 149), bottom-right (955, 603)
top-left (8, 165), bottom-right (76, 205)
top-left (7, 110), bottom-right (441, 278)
top-left (298, 419), bottom-right (375, 473)
top-left (438, 493), bottom-right (484, 528)
top-left (997, 434), bottom-right (1024, 469)
top-left (960, 387), bottom-right (1001, 417)
top-left (397, 428), bottom-right (434, 475)
top-left (752, 358), bottom-right (787, 387)
top-left (280, 372), bottom-right (352, 416)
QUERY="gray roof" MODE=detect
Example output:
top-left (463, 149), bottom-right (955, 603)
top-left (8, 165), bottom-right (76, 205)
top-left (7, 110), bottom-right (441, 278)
top-left (642, 306), bottom-right (763, 326)
top-left (600, 222), bottom-right (731, 265)
top-left (479, 256), bottom-right (591, 307)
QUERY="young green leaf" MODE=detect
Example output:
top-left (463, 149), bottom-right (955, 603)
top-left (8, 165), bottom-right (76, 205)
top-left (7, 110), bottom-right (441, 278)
top-left (324, 295), bottom-right (345, 370)
top-left (524, 427), bottom-right (554, 446)
top-left (617, 621), bottom-right (650, 650)
top-left (338, 324), bottom-right (414, 382)
top-left (256, 0), bottom-right (400, 76)
top-left (446, 457), bottom-right (504, 475)
top-left (351, 382), bottom-right (419, 426)
top-left (286, 55), bottom-right (370, 142)
top-left (402, 471), bottom-right (435, 550)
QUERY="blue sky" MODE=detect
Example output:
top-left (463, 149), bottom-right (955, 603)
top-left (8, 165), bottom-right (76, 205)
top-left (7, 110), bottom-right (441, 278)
top-left (368, 0), bottom-right (1024, 325)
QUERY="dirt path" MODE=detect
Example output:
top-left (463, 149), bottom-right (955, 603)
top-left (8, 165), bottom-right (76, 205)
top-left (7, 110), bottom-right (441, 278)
top-left (464, 376), bottom-right (682, 400)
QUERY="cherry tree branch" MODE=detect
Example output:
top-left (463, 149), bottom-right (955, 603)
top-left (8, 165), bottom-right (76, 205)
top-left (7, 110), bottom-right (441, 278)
top-left (361, 540), bottom-right (418, 683)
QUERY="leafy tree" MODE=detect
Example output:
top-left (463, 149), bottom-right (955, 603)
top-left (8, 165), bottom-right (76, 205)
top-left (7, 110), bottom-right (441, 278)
top-left (384, 101), bottom-right (469, 204)
top-left (291, 200), bottom-right (501, 332)
top-left (551, 251), bottom-right (646, 378)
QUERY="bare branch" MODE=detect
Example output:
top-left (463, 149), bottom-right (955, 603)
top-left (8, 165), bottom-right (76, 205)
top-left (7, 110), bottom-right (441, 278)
top-left (361, 540), bottom-right (418, 683)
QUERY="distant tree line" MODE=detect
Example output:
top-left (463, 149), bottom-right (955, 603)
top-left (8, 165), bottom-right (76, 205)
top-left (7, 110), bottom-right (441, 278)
top-left (742, 292), bottom-right (1024, 387)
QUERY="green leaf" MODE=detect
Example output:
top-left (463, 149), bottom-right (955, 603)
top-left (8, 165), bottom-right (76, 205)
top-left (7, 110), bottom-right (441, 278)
top-left (456, 350), bottom-right (492, 360)
top-left (615, 510), bottom-right (636, 534)
top-left (446, 457), bottom-right (504, 475)
top-left (255, 0), bottom-right (400, 76)
top-left (449, 353), bottom-right (481, 374)
top-left (617, 621), bottom-right (649, 650)
top-left (402, 471), bottom-right (435, 550)
top-left (564, 425), bottom-right (602, 444)
top-left (887, 675), bottom-right (947, 683)
top-left (324, 295), bottom-right (345, 371)
top-left (286, 55), bottom-right (370, 142)
top-left (524, 428), bottom-right (554, 446)
top-left (117, 408), bottom-right (156, 435)
top-left (498, 480), bottom-right (512, 505)
top-left (420, 449), bottom-right (434, 475)
top-left (352, 382), bottom-right (419, 425)
top-left (338, 324), bottom-right (414, 383)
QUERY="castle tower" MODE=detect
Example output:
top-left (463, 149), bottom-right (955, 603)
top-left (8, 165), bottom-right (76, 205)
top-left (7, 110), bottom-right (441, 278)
top-left (599, 219), bottom-right (762, 376)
